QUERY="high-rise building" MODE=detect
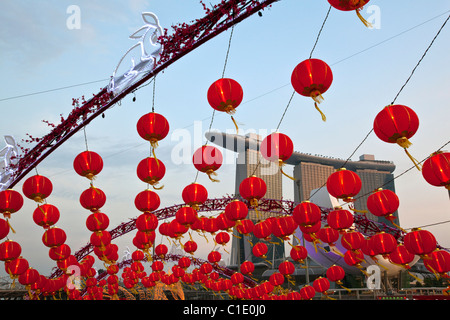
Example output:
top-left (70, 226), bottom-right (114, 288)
top-left (206, 131), bottom-right (397, 270)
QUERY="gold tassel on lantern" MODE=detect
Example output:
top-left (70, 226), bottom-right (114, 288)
top-left (310, 90), bottom-right (326, 122)
top-left (205, 169), bottom-right (220, 183)
top-left (396, 137), bottom-right (422, 171)
top-left (356, 7), bottom-right (373, 28)
top-left (278, 160), bottom-right (296, 181)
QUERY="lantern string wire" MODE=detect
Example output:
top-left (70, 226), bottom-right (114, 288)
top-left (391, 13), bottom-right (450, 105)
top-left (152, 75), bottom-right (157, 113)
top-left (309, 5), bottom-right (332, 59)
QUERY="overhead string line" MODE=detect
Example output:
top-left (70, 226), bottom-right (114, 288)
top-left (307, 13), bottom-right (450, 202)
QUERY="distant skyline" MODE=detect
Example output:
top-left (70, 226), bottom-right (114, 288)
top-left (0, 0), bottom-right (449, 279)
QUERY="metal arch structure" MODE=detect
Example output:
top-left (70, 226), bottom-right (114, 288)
top-left (49, 196), bottom-right (406, 280)
top-left (7, 0), bottom-right (280, 191)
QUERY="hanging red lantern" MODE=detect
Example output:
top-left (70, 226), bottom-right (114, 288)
top-left (57, 255), bottom-right (78, 273)
top-left (388, 244), bottom-right (415, 269)
top-left (326, 265), bottom-right (345, 283)
top-left (271, 215), bottom-right (297, 240)
top-left (252, 242), bottom-right (268, 259)
top-left (175, 206), bottom-right (198, 227)
top-left (373, 104), bottom-right (421, 170)
top-left (90, 230), bottom-right (111, 250)
top-left (0, 218), bottom-right (10, 240)
top-left (207, 78), bottom-right (243, 132)
top-left (224, 199), bottom-right (248, 222)
top-left (231, 272), bottom-right (244, 286)
top-left (0, 240), bottom-right (21, 262)
top-left (403, 228), bottom-right (437, 258)
top-left (344, 249), bottom-right (365, 269)
top-left (32, 204), bottom-right (60, 229)
top-left (0, 189), bottom-right (23, 219)
top-left (134, 189), bottom-right (160, 212)
top-left (154, 243), bottom-right (168, 258)
top-left (326, 207), bottom-right (354, 232)
top-left (182, 183), bottom-right (208, 210)
top-left (370, 232), bottom-right (398, 257)
top-left (236, 219), bottom-right (254, 236)
top-left (326, 169), bottom-right (362, 203)
top-left (5, 256), bottom-right (29, 279)
top-left (300, 285), bottom-right (316, 300)
top-left (208, 250), bottom-right (221, 265)
top-left (260, 132), bottom-right (295, 179)
top-left (200, 262), bottom-right (213, 274)
top-left (215, 231), bottom-right (231, 246)
top-left (422, 151), bottom-right (450, 190)
top-left (240, 260), bottom-right (255, 276)
top-left (49, 244), bottom-right (71, 262)
top-left (136, 157), bottom-right (165, 189)
top-left (80, 186), bottom-right (106, 212)
top-left (136, 212), bottom-right (158, 233)
top-left (22, 175), bottom-right (53, 203)
top-left (278, 260), bottom-right (295, 277)
top-left (293, 201), bottom-right (322, 227)
top-left (291, 58), bottom-right (333, 121)
top-left (168, 219), bottom-right (188, 239)
top-left (290, 245), bottom-right (308, 264)
top-left (133, 230), bottom-right (155, 251)
top-left (313, 276), bottom-right (331, 295)
top-left (42, 227), bottom-right (67, 248)
top-left (192, 145), bottom-right (223, 182)
top-left (183, 240), bottom-right (198, 255)
top-left (318, 225), bottom-right (340, 246)
top-left (239, 175), bottom-right (267, 209)
top-left (73, 151), bottom-right (103, 180)
top-left (423, 249), bottom-right (450, 277)
top-left (253, 219), bottom-right (272, 241)
top-left (216, 212), bottom-right (235, 232)
top-left (86, 212), bottom-right (110, 233)
top-left (204, 217), bottom-right (219, 235)
top-left (328, 0), bottom-right (372, 27)
top-left (18, 267), bottom-right (39, 290)
top-left (341, 230), bottom-right (364, 251)
top-left (136, 112), bottom-right (170, 147)
top-left (366, 188), bottom-right (399, 223)
top-left (269, 272), bottom-right (284, 287)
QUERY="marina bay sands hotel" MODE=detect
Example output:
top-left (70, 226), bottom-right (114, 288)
top-left (205, 131), bottom-right (397, 270)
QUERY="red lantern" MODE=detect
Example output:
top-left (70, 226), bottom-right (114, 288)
top-left (90, 230), bottom-right (111, 249)
top-left (136, 212), bottom-right (158, 233)
top-left (253, 219), bottom-right (272, 241)
top-left (135, 189), bottom-right (160, 212)
top-left (183, 240), bottom-right (198, 255)
top-left (236, 219), bottom-right (254, 236)
top-left (271, 215), bottom-right (297, 240)
top-left (326, 207), bottom-right (353, 231)
top-left (318, 225), bottom-right (340, 246)
top-left (239, 175), bottom-right (267, 208)
top-left (32, 204), bottom-right (60, 229)
top-left (293, 201), bottom-right (322, 227)
top-left (260, 132), bottom-right (294, 179)
top-left (200, 262), bottom-right (213, 274)
top-left (252, 242), bottom-right (268, 259)
top-left (133, 230), bottom-right (155, 251)
top-left (0, 189), bottom-right (23, 219)
top-left (403, 228), bottom-right (437, 257)
top-left (86, 212), bottom-right (109, 233)
top-left (73, 151), bottom-right (103, 180)
top-left (300, 285), bottom-right (316, 300)
top-left (278, 260), bottom-right (295, 277)
top-left (22, 175), bottom-right (53, 203)
top-left (216, 212), bottom-right (235, 231)
top-left (422, 151), bottom-right (450, 190)
top-left (18, 267), bottom-right (39, 289)
top-left (326, 265), bottom-right (345, 283)
top-left (291, 58), bottom-right (333, 121)
top-left (240, 260), bottom-right (254, 276)
top-left (313, 277), bottom-right (330, 294)
top-left (136, 112), bottom-right (169, 147)
top-left (192, 145), bottom-right (223, 182)
top-left (328, 0), bottom-right (372, 27)
top-left (136, 157), bottom-right (165, 189)
top-left (341, 230), bottom-right (364, 251)
top-left (269, 272), bottom-right (284, 287)
top-left (182, 183), bottom-right (208, 210)
top-left (370, 232), bottom-right (398, 257)
top-left (42, 227), bottom-right (67, 248)
top-left (207, 78), bottom-right (243, 132)
top-left (326, 169), bottom-right (362, 202)
top-left (389, 244), bottom-right (415, 269)
top-left (154, 244), bottom-right (168, 258)
top-left (373, 104), bottom-right (421, 170)
top-left (168, 219), bottom-right (188, 239)
top-left (224, 200), bottom-right (248, 222)
top-left (0, 240), bottom-right (21, 262)
top-left (0, 218), bottom-right (9, 240)
top-left (366, 188), bottom-right (399, 222)
top-left (80, 186), bottom-right (106, 212)
top-left (204, 217), bottom-right (219, 235)
top-left (208, 251), bottom-right (221, 265)
top-left (175, 206), bottom-right (198, 227)
top-left (49, 244), bottom-right (71, 262)
top-left (290, 245), bottom-right (308, 264)
top-left (344, 249), bottom-right (365, 268)
top-left (5, 257), bottom-right (29, 279)
top-left (57, 255), bottom-right (78, 273)
top-left (215, 231), bottom-right (230, 246)
top-left (424, 249), bottom-right (450, 277)
top-left (231, 272), bottom-right (244, 286)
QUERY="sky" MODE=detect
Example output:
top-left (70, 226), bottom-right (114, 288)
top-left (0, 0), bottom-right (449, 280)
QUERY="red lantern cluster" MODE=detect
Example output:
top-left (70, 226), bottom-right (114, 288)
top-left (291, 58), bottom-right (333, 121)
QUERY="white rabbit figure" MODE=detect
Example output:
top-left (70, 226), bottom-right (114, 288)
top-left (108, 12), bottom-right (163, 96)
top-left (0, 135), bottom-right (19, 191)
